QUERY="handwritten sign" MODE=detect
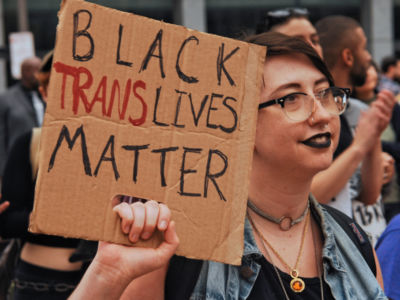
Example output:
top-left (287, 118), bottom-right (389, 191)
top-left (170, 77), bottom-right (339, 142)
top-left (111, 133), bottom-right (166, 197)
top-left (30, 0), bottom-right (265, 265)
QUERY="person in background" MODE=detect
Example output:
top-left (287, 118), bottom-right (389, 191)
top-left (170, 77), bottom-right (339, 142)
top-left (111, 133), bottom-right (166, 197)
top-left (70, 32), bottom-right (385, 300)
top-left (314, 16), bottom-right (395, 228)
top-left (376, 213), bottom-right (400, 300)
top-left (351, 61), bottom-right (396, 244)
top-left (378, 56), bottom-right (400, 96)
top-left (0, 51), bottom-right (84, 300)
top-left (354, 61), bottom-right (380, 104)
top-left (256, 7), bottom-right (323, 58)
top-left (0, 57), bottom-right (43, 181)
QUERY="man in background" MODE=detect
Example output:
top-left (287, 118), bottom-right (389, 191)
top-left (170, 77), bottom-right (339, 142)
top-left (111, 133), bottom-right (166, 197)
top-left (314, 16), bottom-right (395, 245)
top-left (0, 56), bottom-right (43, 180)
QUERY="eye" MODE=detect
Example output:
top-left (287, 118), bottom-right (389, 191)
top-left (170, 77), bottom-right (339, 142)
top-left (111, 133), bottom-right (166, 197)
top-left (311, 37), bottom-right (320, 46)
top-left (315, 87), bottom-right (330, 98)
top-left (282, 93), bottom-right (302, 103)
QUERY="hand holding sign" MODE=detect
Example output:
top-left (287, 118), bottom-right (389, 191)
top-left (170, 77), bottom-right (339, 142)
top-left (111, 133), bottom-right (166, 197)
top-left (70, 202), bottom-right (178, 299)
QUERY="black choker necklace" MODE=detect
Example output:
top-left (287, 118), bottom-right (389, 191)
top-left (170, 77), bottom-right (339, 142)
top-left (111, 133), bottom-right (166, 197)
top-left (247, 199), bottom-right (310, 231)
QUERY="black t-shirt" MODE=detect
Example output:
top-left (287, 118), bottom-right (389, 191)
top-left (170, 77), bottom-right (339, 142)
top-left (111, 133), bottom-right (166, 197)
top-left (247, 256), bottom-right (334, 300)
top-left (333, 114), bottom-right (353, 159)
top-left (0, 130), bottom-right (79, 248)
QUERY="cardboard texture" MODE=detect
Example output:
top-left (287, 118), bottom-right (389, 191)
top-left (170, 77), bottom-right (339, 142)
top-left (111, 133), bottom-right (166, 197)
top-left (30, 0), bottom-right (266, 265)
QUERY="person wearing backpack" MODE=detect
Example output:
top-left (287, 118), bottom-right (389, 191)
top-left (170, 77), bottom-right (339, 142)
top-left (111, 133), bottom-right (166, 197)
top-left (70, 32), bottom-right (388, 300)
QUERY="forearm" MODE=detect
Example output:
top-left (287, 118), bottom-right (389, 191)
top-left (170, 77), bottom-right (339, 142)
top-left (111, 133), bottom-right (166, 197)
top-left (359, 142), bottom-right (382, 205)
top-left (311, 143), bottom-right (365, 204)
top-left (69, 259), bottom-right (132, 300)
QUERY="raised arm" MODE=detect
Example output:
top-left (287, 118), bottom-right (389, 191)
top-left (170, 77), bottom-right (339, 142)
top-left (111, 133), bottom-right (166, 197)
top-left (312, 90), bottom-right (395, 204)
top-left (69, 200), bottom-right (179, 300)
top-left (359, 91), bottom-right (396, 204)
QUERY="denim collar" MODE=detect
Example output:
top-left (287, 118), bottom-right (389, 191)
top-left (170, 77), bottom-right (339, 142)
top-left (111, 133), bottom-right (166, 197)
top-left (242, 195), bottom-right (346, 273)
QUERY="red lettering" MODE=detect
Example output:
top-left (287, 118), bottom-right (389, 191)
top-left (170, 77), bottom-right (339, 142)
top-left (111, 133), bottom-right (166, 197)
top-left (106, 79), bottom-right (132, 120)
top-left (129, 80), bottom-right (147, 126)
top-left (53, 61), bottom-right (93, 114)
top-left (53, 62), bottom-right (148, 127)
top-left (89, 76), bottom-right (107, 115)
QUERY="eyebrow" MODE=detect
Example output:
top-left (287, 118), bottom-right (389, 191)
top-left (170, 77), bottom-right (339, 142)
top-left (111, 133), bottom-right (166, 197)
top-left (270, 77), bottom-right (329, 95)
top-left (315, 77), bottom-right (329, 86)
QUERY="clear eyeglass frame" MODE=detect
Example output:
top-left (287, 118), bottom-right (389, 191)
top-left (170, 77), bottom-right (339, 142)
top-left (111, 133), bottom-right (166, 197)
top-left (258, 86), bottom-right (350, 122)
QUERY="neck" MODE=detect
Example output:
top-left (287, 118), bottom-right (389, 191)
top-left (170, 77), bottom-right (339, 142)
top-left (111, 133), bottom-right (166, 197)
top-left (248, 155), bottom-right (312, 220)
top-left (330, 66), bottom-right (352, 90)
top-left (355, 90), bottom-right (375, 102)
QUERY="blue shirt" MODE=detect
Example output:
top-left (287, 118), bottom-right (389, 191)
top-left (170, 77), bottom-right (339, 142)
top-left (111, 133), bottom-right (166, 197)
top-left (378, 75), bottom-right (400, 96)
top-left (376, 214), bottom-right (400, 300)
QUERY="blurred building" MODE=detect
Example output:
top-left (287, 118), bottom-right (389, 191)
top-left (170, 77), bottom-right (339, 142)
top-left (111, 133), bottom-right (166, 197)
top-left (0, 0), bottom-right (398, 91)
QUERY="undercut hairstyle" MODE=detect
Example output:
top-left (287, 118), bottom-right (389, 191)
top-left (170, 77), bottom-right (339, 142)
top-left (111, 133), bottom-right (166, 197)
top-left (315, 16), bottom-right (361, 70)
top-left (245, 31), bottom-right (334, 86)
top-left (381, 56), bottom-right (399, 73)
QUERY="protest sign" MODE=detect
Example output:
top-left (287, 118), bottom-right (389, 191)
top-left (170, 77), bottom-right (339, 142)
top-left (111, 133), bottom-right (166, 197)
top-left (30, 0), bottom-right (266, 265)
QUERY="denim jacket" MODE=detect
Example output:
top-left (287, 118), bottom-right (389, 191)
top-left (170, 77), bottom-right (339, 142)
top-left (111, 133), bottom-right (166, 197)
top-left (190, 196), bottom-right (387, 300)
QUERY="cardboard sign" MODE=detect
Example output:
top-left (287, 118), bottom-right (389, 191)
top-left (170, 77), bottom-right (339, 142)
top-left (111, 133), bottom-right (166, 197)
top-left (30, 0), bottom-right (265, 265)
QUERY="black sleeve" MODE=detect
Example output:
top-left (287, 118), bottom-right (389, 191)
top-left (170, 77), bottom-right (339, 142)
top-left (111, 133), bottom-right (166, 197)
top-left (333, 115), bottom-right (353, 159)
top-left (0, 130), bottom-right (35, 238)
top-left (165, 255), bottom-right (203, 300)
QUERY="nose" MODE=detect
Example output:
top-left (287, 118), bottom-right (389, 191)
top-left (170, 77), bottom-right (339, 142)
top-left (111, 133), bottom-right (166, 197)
top-left (308, 97), bottom-right (331, 125)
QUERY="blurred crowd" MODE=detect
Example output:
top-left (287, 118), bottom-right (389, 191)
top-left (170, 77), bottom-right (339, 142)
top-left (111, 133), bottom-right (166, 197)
top-left (0, 6), bottom-right (400, 300)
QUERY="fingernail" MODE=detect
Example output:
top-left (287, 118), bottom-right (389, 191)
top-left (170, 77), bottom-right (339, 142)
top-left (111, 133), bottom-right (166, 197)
top-left (159, 220), bottom-right (167, 230)
top-left (131, 234), bottom-right (138, 242)
top-left (124, 224), bottom-right (130, 233)
top-left (142, 232), bottom-right (151, 239)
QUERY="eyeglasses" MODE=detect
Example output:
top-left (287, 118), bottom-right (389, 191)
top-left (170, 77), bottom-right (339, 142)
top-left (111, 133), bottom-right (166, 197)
top-left (257, 8), bottom-right (309, 33)
top-left (258, 86), bottom-right (350, 122)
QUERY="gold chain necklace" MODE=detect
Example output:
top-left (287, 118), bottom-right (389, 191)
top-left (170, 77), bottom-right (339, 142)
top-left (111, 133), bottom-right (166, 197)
top-left (249, 210), bottom-right (310, 293)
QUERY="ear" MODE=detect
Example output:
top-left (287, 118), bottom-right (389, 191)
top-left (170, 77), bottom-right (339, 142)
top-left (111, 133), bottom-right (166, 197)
top-left (39, 85), bottom-right (47, 102)
top-left (341, 48), bottom-right (354, 68)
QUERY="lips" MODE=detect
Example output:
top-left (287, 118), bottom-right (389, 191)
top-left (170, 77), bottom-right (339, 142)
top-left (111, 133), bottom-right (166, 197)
top-left (301, 132), bottom-right (331, 148)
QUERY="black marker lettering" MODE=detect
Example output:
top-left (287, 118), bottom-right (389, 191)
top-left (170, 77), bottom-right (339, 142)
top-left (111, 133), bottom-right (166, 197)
top-left (206, 93), bottom-right (222, 129)
top-left (176, 36), bottom-right (199, 83)
top-left (94, 135), bottom-right (120, 180)
top-left (188, 93), bottom-right (208, 126)
top-left (73, 10), bottom-right (94, 61)
top-left (151, 147), bottom-right (179, 187)
top-left (179, 147), bottom-right (202, 197)
top-left (122, 144), bottom-right (150, 183)
top-left (220, 96), bottom-right (238, 133)
top-left (116, 24), bottom-right (133, 67)
top-left (140, 29), bottom-right (165, 78)
top-left (152, 86), bottom-right (168, 127)
top-left (48, 125), bottom-right (92, 176)
top-left (204, 149), bottom-right (228, 201)
top-left (217, 43), bottom-right (239, 86)
top-left (172, 90), bottom-right (186, 128)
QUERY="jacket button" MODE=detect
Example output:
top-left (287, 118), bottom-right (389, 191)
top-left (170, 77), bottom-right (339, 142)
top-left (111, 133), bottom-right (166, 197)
top-left (240, 266), bottom-right (254, 279)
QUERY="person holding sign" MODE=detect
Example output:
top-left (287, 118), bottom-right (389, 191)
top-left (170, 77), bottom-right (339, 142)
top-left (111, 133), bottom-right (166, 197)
top-left (70, 32), bottom-right (385, 300)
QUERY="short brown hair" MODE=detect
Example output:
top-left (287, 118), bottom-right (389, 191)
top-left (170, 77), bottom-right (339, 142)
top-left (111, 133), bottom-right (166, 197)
top-left (315, 16), bottom-right (361, 69)
top-left (245, 31), bottom-right (334, 86)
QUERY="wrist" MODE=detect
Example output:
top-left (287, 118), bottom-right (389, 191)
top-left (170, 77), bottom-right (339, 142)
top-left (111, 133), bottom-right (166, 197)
top-left (83, 258), bottom-right (132, 298)
top-left (349, 141), bottom-right (367, 158)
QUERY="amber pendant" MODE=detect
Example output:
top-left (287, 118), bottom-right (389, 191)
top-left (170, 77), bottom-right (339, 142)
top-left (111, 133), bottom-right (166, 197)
top-left (290, 269), bottom-right (305, 293)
